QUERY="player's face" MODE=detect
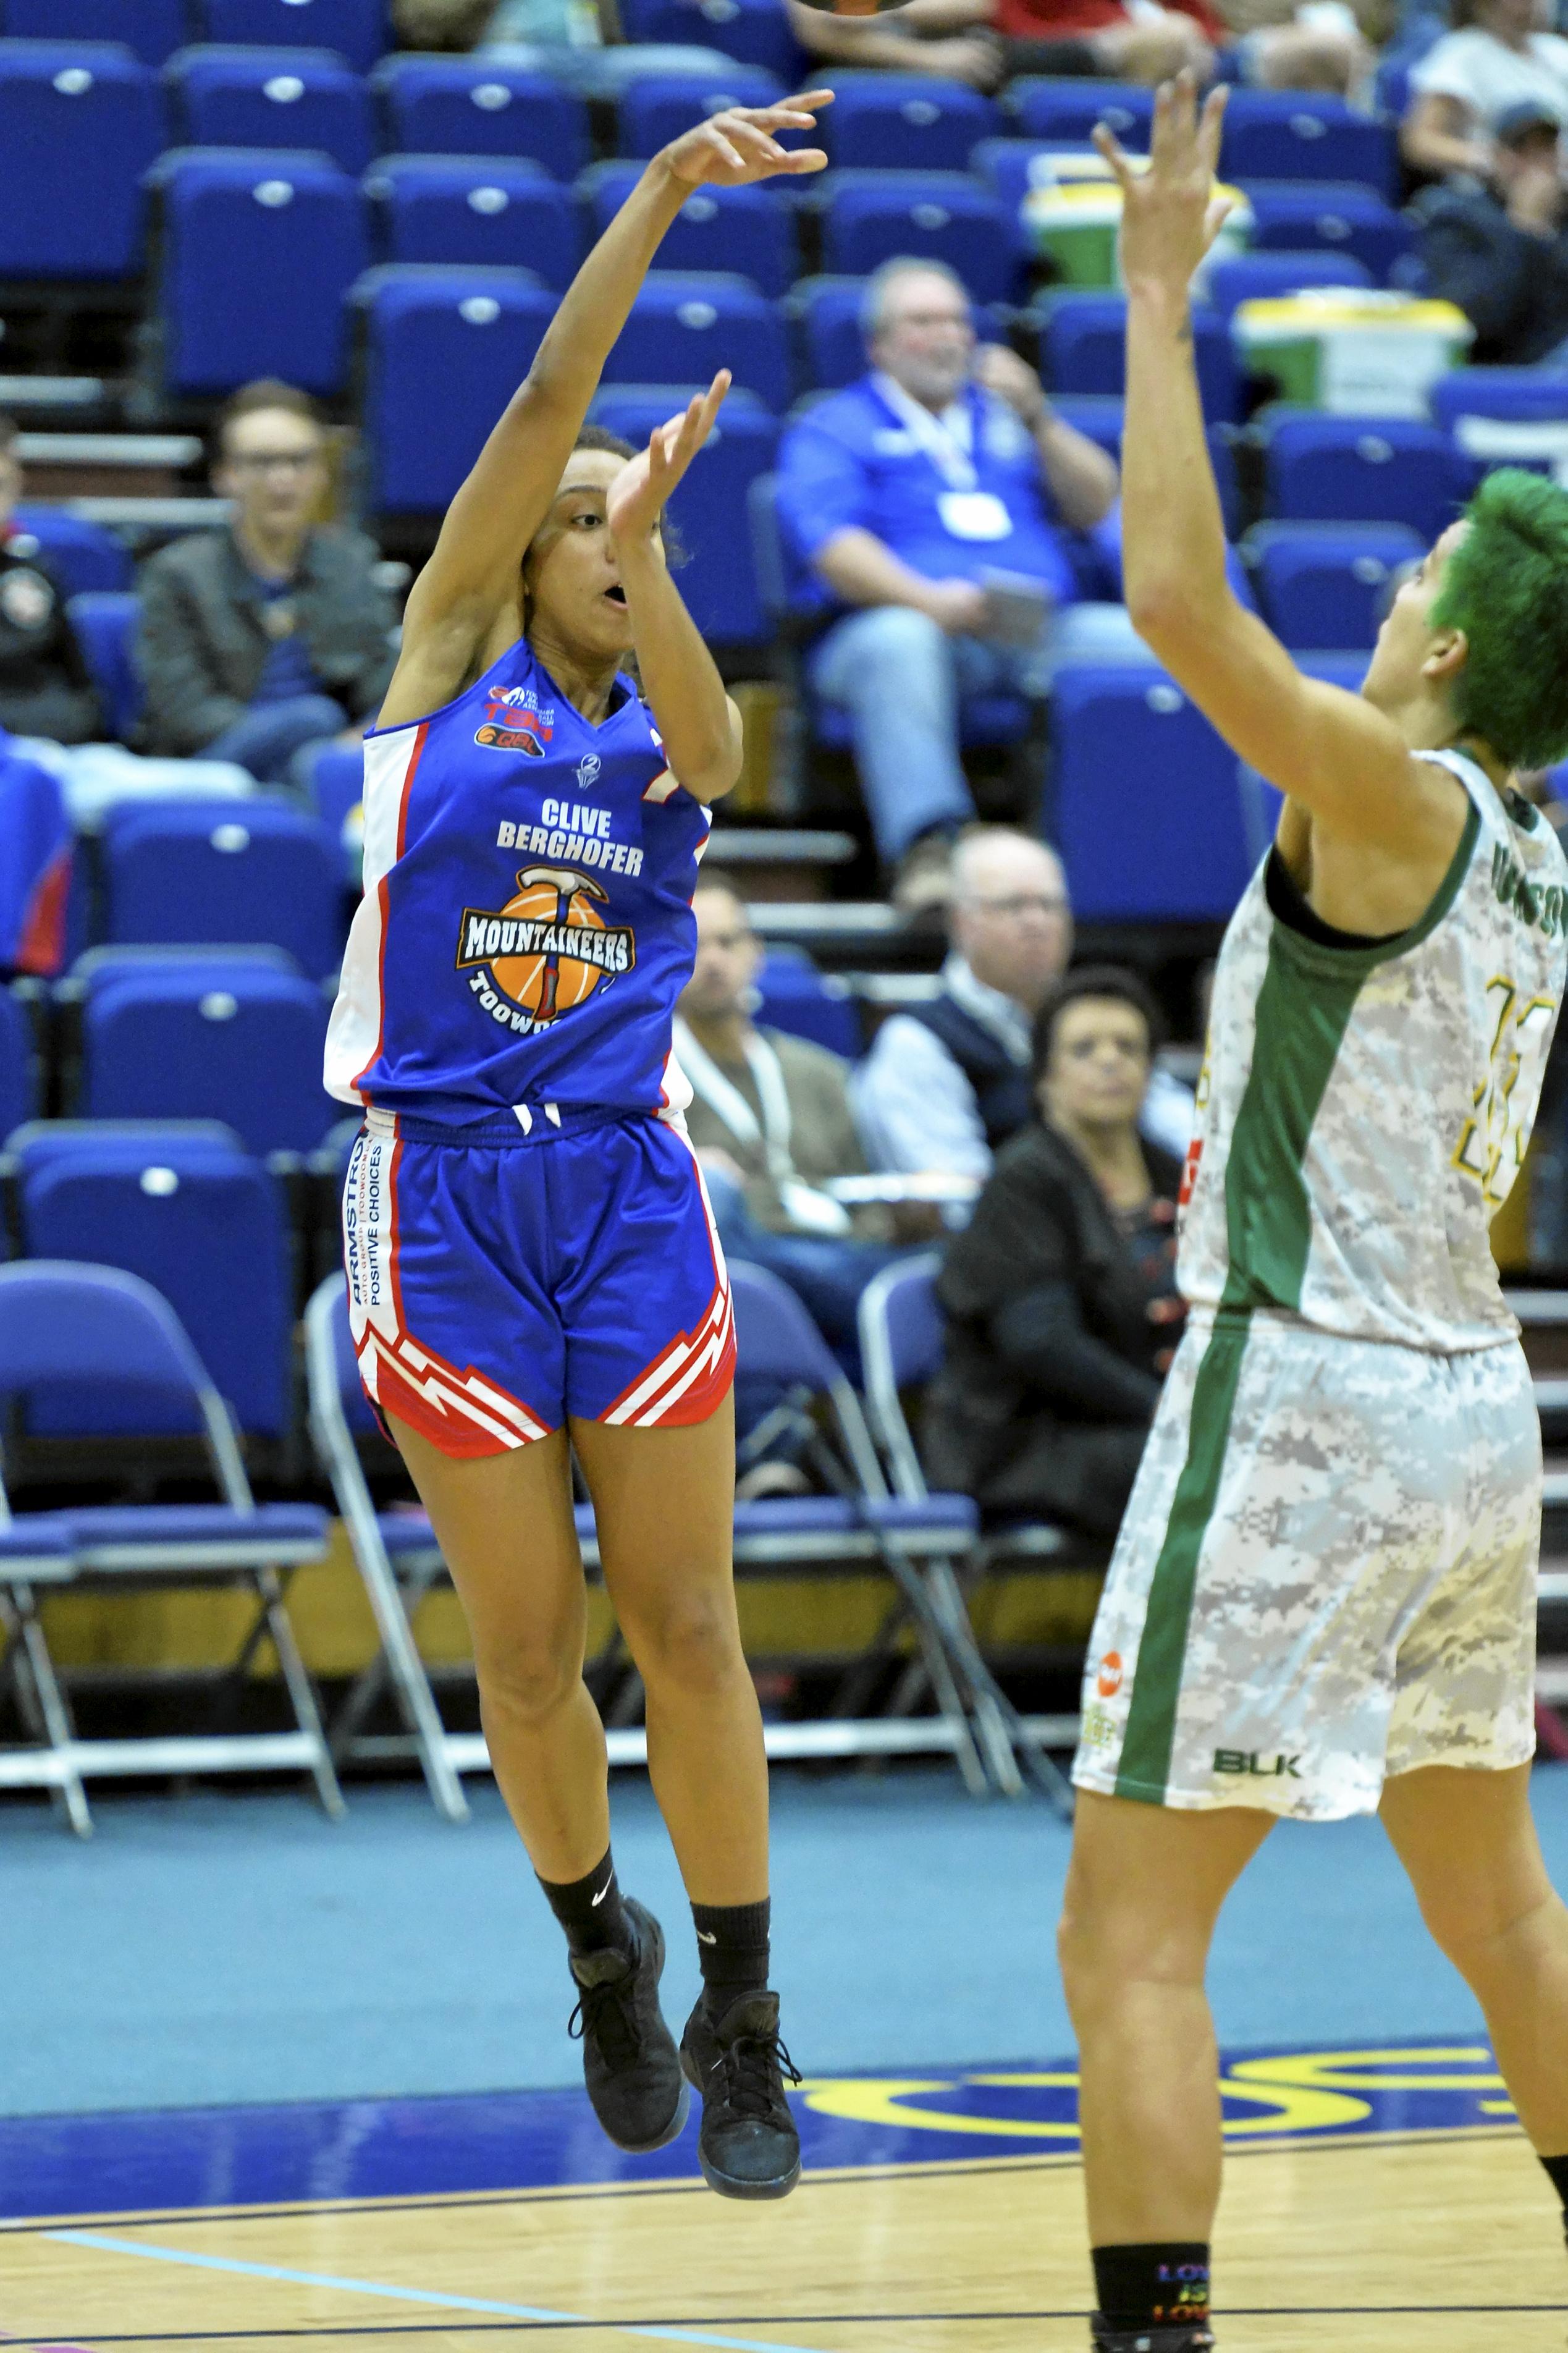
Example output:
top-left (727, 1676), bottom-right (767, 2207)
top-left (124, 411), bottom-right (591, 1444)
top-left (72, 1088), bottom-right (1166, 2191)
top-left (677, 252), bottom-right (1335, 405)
top-left (523, 448), bottom-right (659, 663)
top-left (870, 272), bottom-right (975, 409)
top-left (1362, 520), bottom-right (1468, 712)
top-left (1039, 998), bottom-right (1152, 1133)
top-left (683, 890), bottom-right (762, 1020)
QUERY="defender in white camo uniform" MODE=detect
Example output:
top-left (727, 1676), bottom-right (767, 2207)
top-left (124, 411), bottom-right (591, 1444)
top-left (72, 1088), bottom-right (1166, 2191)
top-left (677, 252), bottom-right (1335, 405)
top-left (1056, 74), bottom-right (1568, 2353)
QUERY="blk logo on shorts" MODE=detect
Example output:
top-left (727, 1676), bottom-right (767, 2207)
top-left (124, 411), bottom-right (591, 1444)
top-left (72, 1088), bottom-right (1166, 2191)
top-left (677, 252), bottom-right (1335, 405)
top-left (1213, 1749), bottom-right (1302, 1780)
top-left (456, 866), bottom-right (636, 1036)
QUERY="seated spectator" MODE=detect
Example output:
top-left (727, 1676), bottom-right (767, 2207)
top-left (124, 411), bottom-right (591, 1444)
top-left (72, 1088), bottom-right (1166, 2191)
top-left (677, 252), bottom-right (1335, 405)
top-left (0, 416), bottom-right (102, 747)
top-left (0, 730), bottom-right (72, 978)
top-left (1416, 98), bottom-right (1568, 361)
top-left (854, 827), bottom-right (1195, 1180)
top-left (676, 877), bottom-right (919, 1362)
top-left (776, 260), bottom-right (1133, 906)
top-left (1403, 0), bottom-right (1568, 182)
top-left (924, 966), bottom-right (1184, 1537)
top-left (135, 381), bottom-right (397, 787)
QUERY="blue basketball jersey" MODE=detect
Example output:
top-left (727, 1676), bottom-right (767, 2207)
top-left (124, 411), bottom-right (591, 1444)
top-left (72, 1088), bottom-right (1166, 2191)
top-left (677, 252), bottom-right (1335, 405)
top-left (326, 638), bottom-right (710, 1125)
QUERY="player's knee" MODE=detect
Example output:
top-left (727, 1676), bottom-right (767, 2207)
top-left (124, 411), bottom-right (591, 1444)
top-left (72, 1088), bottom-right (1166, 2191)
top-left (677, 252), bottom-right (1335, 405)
top-left (475, 1634), bottom-right (582, 1728)
top-left (626, 1587), bottom-right (741, 1700)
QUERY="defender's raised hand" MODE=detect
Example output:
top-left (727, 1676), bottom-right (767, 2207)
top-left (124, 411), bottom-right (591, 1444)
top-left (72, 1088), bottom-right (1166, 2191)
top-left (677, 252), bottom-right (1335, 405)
top-left (607, 374), bottom-right (731, 547)
top-left (664, 90), bottom-right (832, 188)
top-left (1094, 71), bottom-right (1231, 304)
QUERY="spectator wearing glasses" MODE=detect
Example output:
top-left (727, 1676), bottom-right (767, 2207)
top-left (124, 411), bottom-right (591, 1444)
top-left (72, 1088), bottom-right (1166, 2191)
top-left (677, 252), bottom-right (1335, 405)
top-left (925, 966), bottom-right (1186, 1538)
top-left (854, 828), bottom-right (1195, 1185)
top-left (135, 380), bottom-right (397, 784)
top-left (775, 260), bottom-right (1136, 910)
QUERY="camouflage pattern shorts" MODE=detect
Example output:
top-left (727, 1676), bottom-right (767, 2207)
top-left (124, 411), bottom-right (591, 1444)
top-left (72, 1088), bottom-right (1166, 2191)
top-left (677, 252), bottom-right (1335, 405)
top-left (1073, 1308), bottom-right (1540, 1820)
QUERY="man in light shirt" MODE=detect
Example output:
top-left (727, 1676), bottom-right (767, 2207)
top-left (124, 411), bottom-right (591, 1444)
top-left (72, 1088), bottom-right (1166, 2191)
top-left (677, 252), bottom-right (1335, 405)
top-left (854, 828), bottom-right (1195, 1181)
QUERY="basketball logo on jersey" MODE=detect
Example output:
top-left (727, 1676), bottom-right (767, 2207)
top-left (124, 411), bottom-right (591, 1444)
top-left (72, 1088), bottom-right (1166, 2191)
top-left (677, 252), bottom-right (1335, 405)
top-left (456, 864), bottom-right (636, 1036)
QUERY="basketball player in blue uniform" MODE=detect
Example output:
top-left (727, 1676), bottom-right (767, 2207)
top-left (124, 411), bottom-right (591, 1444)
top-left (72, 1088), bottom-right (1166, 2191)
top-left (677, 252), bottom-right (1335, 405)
top-left (324, 91), bottom-right (832, 2199)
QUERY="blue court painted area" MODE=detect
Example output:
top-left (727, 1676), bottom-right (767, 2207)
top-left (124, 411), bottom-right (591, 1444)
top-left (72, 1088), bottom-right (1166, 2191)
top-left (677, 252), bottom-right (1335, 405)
top-left (0, 2042), bottom-right (1518, 2222)
top-left (2, 1761), bottom-right (1566, 2129)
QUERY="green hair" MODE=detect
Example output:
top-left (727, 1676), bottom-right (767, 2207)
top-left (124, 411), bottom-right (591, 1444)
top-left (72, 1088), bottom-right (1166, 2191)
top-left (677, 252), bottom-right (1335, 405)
top-left (1430, 468), bottom-right (1568, 772)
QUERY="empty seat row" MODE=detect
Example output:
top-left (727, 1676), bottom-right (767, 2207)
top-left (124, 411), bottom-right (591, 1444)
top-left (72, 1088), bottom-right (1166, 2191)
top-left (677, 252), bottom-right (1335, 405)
top-left (0, 1), bottom-right (389, 72)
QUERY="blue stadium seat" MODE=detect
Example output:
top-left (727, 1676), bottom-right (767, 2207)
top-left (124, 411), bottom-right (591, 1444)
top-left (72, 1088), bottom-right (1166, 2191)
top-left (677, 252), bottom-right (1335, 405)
top-left (1262, 414), bottom-right (1464, 539)
top-left (1051, 664), bottom-right (1252, 923)
top-left (8, 508), bottom-right (131, 598)
top-left (589, 382), bottom-right (779, 647)
top-left (818, 172), bottom-right (1014, 306)
top-left (1049, 396), bottom-right (1244, 539)
top-left (66, 591), bottom-right (143, 741)
top-left (820, 75), bottom-right (998, 173)
top-left (101, 797), bottom-right (345, 978)
top-left (1221, 92), bottom-right (1398, 200)
top-left (1428, 367), bottom-right (1568, 436)
top-left (617, 0), bottom-right (804, 81)
top-left (606, 272), bottom-right (790, 412)
top-left (973, 138), bottom-right (1081, 263)
top-left (151, 148), bottom-right (369, 398)
top-left (6, 1123), bottom-right (295, 1437)
top-left (1006, 77), bottom-right (1152, 148)
top-left (1205, 247), bottom-right (1373, 321)
top-left (581, 163), bottom-right (794, 297)
top-left (356, 263), bottom-right (556, 513)
top-left (1041, 293), bottom-right (1240, 421)
top-left (0, 986), bottom-right (38, 1142)
top-left (1241, 181), bottom-right (1413, 284)
top-left (67, 947), bottom-right (335, 1157)
top-left (0, 41), bottom-right (166, 279)
top-left (366, 155), bottom-right (579, 288)
top-left (4, 0), bottom-right (186, 65)
top-left (200, 0), bottom-right (389, 74)
top-left (1244, 520), bottom-right (1423, 650)
top-left (615, 65), bottom-right (783, 159)
top-left (372, 54), bottom-right (590, 179)
top-left (755, 949), bottom-right (861, 1060)
top-left (167, 44), bottom-right (374, 175)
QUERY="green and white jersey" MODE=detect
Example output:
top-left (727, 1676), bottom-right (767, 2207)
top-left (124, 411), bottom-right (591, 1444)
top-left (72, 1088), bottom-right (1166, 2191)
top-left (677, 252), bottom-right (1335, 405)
top-left (1179, 749), bottom-right (1568, 1352)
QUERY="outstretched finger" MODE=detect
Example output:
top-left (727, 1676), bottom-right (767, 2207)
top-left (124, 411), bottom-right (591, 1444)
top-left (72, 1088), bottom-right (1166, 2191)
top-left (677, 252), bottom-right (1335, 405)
top-left (1197, 82), bottom-right (1229, 177)
top-left (1090, 120), bottom-right (1140, 197)
top-left (717, 114), bottom-right (790, 167)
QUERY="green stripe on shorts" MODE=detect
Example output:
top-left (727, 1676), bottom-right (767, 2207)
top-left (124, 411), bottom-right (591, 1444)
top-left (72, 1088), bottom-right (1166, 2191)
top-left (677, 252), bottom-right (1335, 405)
top-left (1114, 1311), bottom-right (1251, 1803)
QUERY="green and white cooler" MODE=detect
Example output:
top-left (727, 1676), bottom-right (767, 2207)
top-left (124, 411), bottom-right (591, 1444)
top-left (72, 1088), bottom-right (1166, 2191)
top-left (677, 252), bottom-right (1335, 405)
top-left (1021, 151), bottom-right (1252, 290)
top-left (1233, 288), bottom-right (1474, 416)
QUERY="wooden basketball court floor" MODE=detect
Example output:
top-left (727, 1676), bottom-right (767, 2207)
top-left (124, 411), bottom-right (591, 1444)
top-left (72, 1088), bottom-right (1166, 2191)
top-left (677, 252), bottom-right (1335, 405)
top-left (2, 2047), bottom-right (1565, 2352)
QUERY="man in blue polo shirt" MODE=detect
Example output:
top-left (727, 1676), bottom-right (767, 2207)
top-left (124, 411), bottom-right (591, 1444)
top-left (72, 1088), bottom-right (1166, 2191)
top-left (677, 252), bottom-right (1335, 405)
top-left (776, 256), bottom-right (1142, 906)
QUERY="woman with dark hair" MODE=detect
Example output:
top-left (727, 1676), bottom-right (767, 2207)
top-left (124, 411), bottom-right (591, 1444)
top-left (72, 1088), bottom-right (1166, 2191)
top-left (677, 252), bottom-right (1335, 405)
top-left (926, 965), bottom-right (1186, 1537)
top-left (324, 95), bottom-right (831, 2202)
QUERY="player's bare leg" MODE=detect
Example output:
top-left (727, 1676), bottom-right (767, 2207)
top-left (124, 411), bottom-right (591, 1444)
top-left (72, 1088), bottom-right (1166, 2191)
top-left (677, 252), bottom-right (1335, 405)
top-left (386, 1413), bottom-right (608, 1878)
top-left (1058, 1791), bottom-right (1274, 2345)
top-left (1380, 1764), bottom-right (1568, 2161)
top-left (576, 1397), bottom-right (799, 2199)
top-left (575, 1395), bottom-right (767, 1906)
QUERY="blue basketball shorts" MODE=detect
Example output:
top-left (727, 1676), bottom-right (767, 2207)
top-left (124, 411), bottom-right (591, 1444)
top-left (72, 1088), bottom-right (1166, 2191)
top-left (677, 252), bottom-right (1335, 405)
top-left (342, 1104), bottom-right (735, 1458)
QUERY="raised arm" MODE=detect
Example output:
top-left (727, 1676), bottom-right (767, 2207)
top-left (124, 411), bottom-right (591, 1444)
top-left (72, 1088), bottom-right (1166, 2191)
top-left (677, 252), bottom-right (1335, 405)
top-left (1094, 77), bottom-right (1461, 859)
top-left (385, 95), bottom-right (830, 722)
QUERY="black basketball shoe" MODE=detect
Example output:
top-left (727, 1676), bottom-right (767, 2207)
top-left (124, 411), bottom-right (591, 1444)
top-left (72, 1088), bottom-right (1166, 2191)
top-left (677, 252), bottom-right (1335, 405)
top-left (1090, 2322), bottom-right (1215, 2351)
top-left (680, 1988), bottom-right (802, 2199)
top-left (568, 1897), bottom-right (688, 2153)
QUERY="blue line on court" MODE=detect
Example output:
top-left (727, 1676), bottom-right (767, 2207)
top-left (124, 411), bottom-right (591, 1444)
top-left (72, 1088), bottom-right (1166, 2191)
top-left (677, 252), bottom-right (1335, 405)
top-left (0, 2042), bottom-right (1516, 2226)
top-left (46, 2231), bottom-right (831, 2353)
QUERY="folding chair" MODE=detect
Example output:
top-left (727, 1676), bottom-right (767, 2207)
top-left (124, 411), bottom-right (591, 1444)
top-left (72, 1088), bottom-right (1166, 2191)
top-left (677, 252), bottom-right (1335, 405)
top-left (856, 1253), bottom-right (1074, 1812)
top-left (730, 1259), bottom-right (1063, 1800)
top-left (0, 1261), bottom-right (342, 1836)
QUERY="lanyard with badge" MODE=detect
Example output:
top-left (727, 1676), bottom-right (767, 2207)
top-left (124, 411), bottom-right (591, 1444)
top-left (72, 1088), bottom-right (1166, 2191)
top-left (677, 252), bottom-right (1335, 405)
top-left (672, 1018), bottom-right (852, 1237)
top-left (872, 374), bottom-right (1014, 545)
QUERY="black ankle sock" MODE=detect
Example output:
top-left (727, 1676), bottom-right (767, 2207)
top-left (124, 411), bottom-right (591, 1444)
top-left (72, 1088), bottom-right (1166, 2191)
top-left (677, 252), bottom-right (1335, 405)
top-left (691, 1896), bottom-right (770, 2010)
top-left (538, 1849), bottom-right (634, 1958)
top-left (1092, 2244), bottom-right (1210, 2333)
top-left (1541, 2152), bottom-right (1568, 2211)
